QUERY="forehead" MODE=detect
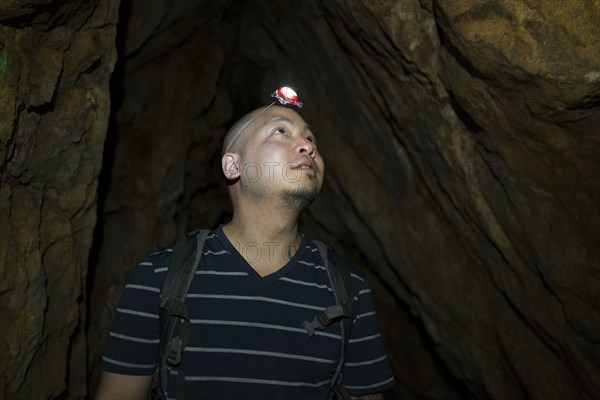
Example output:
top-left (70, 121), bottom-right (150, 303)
top-left (256, 106), bottom-right (307, 128)
top-left (235, 106), bottom-right (315, 152)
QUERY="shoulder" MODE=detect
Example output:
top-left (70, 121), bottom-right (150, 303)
top-left (145, 245), bottom-right (175, 267)
top-left (120, 245), bottom-right (173, 292)
top-left (306, 238), bottom-right (368, 288)
top-left (145, 228), bottom-right (220, 266)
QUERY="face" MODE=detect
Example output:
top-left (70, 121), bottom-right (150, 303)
top-left (227, 106), bottom-right (325, 210)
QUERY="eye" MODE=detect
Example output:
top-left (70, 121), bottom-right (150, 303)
top-left (304, 134), bottom-right (317, 145)
top-left (272, 127), bottom-right (287, 135)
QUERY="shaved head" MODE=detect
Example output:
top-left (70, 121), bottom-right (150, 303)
top-left (221, 104), bottom-right (324, 214)
top-left (222, 106), bottom-right (272, 155)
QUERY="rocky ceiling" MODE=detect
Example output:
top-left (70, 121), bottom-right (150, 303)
top-left (1, 0), bottom-right (599, 399)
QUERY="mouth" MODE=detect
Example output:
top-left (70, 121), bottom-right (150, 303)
top-left (291, 159), bottom-right (317, 175)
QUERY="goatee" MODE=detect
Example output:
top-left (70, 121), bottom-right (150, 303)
top-left (281, 186), bottom-right (318, 212)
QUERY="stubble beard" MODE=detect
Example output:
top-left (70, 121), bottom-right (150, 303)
top-left (243, 173), bottom-right (320, 213)
top-left (281, 185), bottom-right (319, 212)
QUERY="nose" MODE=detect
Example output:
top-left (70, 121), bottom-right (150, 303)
top-left (297, 137), bottom-right (315, 157)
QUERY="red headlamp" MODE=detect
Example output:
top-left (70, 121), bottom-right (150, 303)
top-left (270, 86), bottom-right (303, 108)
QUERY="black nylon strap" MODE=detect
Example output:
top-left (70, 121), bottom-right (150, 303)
top-left (152, 237), bottom-right (190, 400)
top-left (177, 316), bottom-right (191, 400)
top-left (313, 241), bottom-right (353, 399)
top-left (151, 229), bottom-right (210, 400)
top-left (302, 304), bottom-right (348, 336)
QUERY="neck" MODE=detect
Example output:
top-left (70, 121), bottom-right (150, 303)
top-left (223, 198), bottom-right (302, 273)
top-left (225, 200), bottom-right (300, 244)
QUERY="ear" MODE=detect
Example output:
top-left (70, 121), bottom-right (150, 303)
top-left (222, 153), bottom-right (241, 180)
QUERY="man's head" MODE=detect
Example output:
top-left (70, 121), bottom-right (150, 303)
top-left (221, 106), bottom-right (270, 156)
top-left (221, 106), bottom-right (325, 213)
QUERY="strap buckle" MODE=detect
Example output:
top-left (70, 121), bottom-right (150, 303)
top-left (303, 304), bottom-right (349, 336)
top-left (167, 336), bottom-right (183, 365)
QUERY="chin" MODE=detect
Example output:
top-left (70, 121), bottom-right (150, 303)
top-left (281, 186), bottom-right (319, 212)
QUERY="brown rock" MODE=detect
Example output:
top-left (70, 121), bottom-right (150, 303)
top-left (2, 0), bottom-right (599, 399)
top-left (0, 0), bottom-right (118, 398)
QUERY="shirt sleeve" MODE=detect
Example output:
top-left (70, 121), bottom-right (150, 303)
top-left (101, 254), bottom-right (162, 375)
top-left (342, 270), bottom-right (395, 396)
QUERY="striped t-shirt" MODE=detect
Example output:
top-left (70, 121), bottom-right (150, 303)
top-left (102, 226), bottom-right (395, 399)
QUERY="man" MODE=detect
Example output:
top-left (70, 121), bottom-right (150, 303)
top-left (96, 101), bottom-right (395, 399)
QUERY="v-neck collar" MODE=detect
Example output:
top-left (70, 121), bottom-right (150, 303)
top-left (216, 225), bottom-right (306, 285)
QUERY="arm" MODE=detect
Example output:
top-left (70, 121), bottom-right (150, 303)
top-left (342, 266), bottom-right (395, 398)
top-left (98, 253), bottom-right (163, 399)
top-left (94, 371), bottom-right (152, 400)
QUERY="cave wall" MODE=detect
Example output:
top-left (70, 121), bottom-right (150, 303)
top-left (86, 0), bottom-right (238, 391)
top-left (0, 0), bottom-right (118, 398)
top-left (87, 1), bottom-right (600, 399)
top-left (1, 0), bottom-right (599, 399)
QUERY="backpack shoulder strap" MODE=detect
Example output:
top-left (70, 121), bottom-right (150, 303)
top-left (151, 229), bottom-right (210, 400)
top-left (160, 228), bottom-right (210, 309)
top-left (311, 240), bottom-right (353, 400)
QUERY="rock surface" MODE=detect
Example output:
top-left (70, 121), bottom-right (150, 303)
top-left (0, 0), bottom-right (118, 398)
top-left (1, 0), bottom-right (599, 399)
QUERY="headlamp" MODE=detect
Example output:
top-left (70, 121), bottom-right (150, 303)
top-left (270, 86), bottom-right (303, 108)
top-left (223, 85), bottom-right (304, 154)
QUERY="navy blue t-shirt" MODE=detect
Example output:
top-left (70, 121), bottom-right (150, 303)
top-left (102, 226), bottom-right (394, 399)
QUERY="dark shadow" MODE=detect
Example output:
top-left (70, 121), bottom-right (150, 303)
top-left (84, 0), bottom-right (132, 396)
